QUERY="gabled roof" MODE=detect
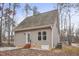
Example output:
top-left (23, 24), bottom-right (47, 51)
top-left (15, 10), bottom-right (58, 31)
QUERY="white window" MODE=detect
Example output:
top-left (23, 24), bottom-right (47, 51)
top-left (38, 31), bottom-right (47, 40)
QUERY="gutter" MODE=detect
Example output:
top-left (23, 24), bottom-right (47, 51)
top-left (15, 24), bottom-right (52, 32)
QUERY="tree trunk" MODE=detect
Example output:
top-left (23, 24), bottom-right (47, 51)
top-left (68, 4), bottom-right (72, 45)
top-left (8, 3), bottom-right (11, 45)
top-left (0, 3), bottom-right (4, 46)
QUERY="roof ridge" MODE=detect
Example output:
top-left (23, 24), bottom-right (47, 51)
top-left (26, 9), bottom-right (58, 18)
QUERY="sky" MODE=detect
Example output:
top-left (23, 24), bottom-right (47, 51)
top-left (15, 3), bottom-right (57, 24)
top-left (15, 3), bottom-right (79, 29)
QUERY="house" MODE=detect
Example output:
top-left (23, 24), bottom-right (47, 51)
top-left (14, 10), bottom-right (60, 50)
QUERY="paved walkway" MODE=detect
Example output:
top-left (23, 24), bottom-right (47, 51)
top-left (0, 47), bottom-right (21, 51)
top-left (72, 43), bottom-right (79, 47)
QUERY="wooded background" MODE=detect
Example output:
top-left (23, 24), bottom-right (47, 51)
top-left (0, 3), bottom-right (79, 46)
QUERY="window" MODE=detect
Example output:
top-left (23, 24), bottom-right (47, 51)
top-left (43, 31), bottom-right (46, 40)
top-left (38, 32), bottom-right (41, 40)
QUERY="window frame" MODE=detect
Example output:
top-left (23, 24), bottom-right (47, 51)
top-left (42, 31), bottom-right (47, 40)
top-left (38, 32), bottom-right (41, 40)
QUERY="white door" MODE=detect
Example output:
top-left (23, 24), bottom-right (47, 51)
top-left (26, 32), bottom-right (30, 44)
top-left (26, 32), bottom-right (28, 44)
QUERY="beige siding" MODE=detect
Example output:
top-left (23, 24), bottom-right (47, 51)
top-left (52, 21), bottom-right (60, 48)
top-left (14, 32), bottom-right (26, 47)
top-left (30, 28), bottom-right (52, 49)
top-left (14, 28), bottom-right (52, 49)
top-left (14, 23), bottom-right (60, 49)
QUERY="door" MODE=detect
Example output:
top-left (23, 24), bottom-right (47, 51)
top-left (26, 32), bottom-right (31, 44)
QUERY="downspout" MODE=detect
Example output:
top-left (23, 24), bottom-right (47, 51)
top-left (50, 25), bottom-right (54, 48)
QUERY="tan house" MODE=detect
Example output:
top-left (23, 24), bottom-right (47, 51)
top-left (14, 10), bottom-right (60, 50)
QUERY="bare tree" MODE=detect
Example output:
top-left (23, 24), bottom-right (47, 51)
top-left (58, 3), bottom-right (75, 45)
top-left (0, 3), bottom-right (20, 46)
top-left (7, 3), bottom-right (11, 45)
top-left (25, 4), bottom-right (32, 16)
top-left (58, 3), bottom-right (68, 42)
top-left (11, 3), bottom-right (20, 42)
top-left (32, 6), bottom-right (40, 15)
top-left (4, 3), bottom-right (13, 45)
top-left (0, 3), bottom-right (4, 46)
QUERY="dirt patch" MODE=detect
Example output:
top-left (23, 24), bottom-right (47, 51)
top-left (0, 47), bottom-right (79, 56)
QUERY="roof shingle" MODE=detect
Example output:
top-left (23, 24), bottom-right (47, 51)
top-left (15, 10), bottom-right (58, 30)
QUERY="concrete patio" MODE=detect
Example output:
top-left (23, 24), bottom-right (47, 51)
top-left (0, 47), bottom-right (21, 51)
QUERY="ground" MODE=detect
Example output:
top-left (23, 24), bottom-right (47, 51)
top-left (0, 45), bottom-right (79, 56)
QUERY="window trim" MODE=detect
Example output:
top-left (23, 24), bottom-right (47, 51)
top-left (42, 31), bottom-right (47, 40)
top-left (38, 31), bottom-right (47, 41)
top-left (38, 32), bottom-right (41, 40)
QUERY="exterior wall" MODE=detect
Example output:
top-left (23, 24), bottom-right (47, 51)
top-left (14, 23), bottom-right (60, 49)
top-left (14, 32), bottom-right (26, 47)
top-left (30, 28), bottom-right (52, 49)
top-left (14, 28), bottom-right (52, 49)
top-left (52, 20), bottom-right (60, 48)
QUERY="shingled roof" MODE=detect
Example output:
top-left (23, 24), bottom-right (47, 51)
top-left (15, 10), bottom-right (58, 31)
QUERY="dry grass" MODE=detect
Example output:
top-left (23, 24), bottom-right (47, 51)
top-left (0, 46), bottom-right (79, 56)
top-left (61, 47), bottom-right (79, 55)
